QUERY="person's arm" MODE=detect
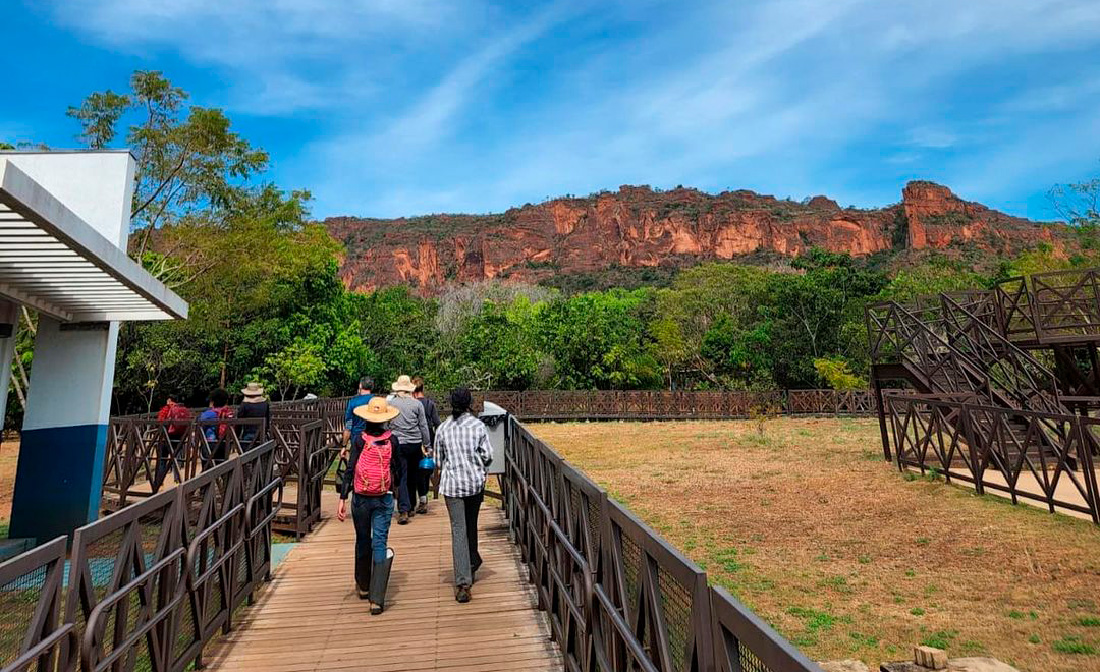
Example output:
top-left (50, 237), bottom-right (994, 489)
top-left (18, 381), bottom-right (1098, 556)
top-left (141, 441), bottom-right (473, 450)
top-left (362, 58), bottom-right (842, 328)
top-left (342, 399), bottom-right (354, 446)
top-left (476, 426), bottom-right (493, 467)
top-left (434, 425), bottom-right (446, 465)
top-left (428, 400), bottom-right (441, 430)
top-left (337, 436), bottom-right (357, 521)
top-left (416, 402), bottom-right (430, 449)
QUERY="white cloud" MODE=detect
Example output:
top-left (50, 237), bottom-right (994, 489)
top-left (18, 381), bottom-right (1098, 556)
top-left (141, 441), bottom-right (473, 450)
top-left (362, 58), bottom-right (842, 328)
top-left (42, 0), bottom-right (1100, 217)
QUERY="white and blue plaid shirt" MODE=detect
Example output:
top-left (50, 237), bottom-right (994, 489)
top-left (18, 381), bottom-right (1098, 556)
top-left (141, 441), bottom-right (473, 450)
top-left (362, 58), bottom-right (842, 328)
top-left (435, 413), bottom-right (493, 498)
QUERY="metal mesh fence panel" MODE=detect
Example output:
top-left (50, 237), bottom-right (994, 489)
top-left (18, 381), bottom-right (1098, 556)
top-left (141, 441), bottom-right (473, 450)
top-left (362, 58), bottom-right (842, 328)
top-left (0, 565), bottom-right (48, 667)
top-left (656, 564), bottom-right (694, 672)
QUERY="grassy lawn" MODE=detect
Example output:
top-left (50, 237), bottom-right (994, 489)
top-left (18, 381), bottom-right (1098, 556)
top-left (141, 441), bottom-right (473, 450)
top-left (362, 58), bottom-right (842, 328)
top-left (532, 418), bottom-right (1100, 672)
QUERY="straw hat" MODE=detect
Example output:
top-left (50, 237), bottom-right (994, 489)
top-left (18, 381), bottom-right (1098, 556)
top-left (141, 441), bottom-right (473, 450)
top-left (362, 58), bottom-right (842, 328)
top-left (241, 382), bottom-right (266, 399)
top-left (353, 396), bottom-right (400, 423)
top-left (391, 375), bottom-right (416, 393)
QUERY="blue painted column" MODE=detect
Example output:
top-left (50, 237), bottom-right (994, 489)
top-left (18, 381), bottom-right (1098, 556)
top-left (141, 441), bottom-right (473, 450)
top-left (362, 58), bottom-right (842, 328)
top-left (9, 318), bottom-right (120, 542)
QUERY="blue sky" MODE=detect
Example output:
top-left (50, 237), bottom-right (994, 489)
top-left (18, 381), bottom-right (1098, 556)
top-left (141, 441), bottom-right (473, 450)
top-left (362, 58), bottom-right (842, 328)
top-left (4, 0), bottom-right (1100, 221)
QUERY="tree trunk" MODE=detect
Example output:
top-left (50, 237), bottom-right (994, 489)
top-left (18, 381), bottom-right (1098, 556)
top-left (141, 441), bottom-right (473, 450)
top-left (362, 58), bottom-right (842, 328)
top-left (21, 307), bottom-right (36, 335)
top-left (220, 341), bottom-right (228, 388)
top-left (10, 370), bottom-right (25, 409)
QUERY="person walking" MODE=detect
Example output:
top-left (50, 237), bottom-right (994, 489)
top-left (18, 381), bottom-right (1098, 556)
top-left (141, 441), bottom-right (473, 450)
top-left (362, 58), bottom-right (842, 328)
top-left (236, 382), bottom-right (270, 446)
top-left (198, 389), bottom-right (233, 466)
top-left (435, 387), bottom-right (492, 603)
top-left (342, 377), bottom-right (375, 455)
top-left (412, 377), bottom-right (441, 514)
top-left (386, 375), bottom-right (430, 524)
top-left (337, 397), bottom-right (400, 615)
top-left (152, 392), bottom-right (191, 492)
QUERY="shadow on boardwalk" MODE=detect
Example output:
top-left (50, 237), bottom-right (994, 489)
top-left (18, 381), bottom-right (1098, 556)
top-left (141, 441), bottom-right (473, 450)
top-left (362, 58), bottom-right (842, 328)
top-left (204, 491), bottom-right (562, 672)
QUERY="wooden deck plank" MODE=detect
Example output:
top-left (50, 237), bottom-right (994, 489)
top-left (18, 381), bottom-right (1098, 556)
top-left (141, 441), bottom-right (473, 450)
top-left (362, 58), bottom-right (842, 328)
top-left (204, 492), bottom-right (561, 672)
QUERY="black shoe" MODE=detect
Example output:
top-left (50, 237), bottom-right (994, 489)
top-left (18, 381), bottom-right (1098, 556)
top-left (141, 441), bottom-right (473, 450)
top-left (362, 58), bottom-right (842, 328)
top-left (416, 501), bottom-right (428, 515)
top-left (455, 585), bottom-right (471, 603)
top-left (397, 512), bottom-right (409, 525)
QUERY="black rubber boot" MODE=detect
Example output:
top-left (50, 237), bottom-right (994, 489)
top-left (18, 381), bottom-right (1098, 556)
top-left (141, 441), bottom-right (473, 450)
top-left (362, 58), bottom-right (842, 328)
top-left (369, 548), bottom-right (395, 614)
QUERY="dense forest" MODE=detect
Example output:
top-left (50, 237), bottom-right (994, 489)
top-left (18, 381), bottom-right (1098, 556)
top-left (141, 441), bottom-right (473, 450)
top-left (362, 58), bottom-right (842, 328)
top-left (4, 71), bottom-right (1100, 422)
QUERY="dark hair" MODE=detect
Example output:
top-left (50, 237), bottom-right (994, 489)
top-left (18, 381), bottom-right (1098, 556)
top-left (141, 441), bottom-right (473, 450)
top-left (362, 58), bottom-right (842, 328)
top-left (164, 392), bottom-right (178, 403)
top-left (359, 376), bottom-right (374, 392)
top-left (210, 388), bottom-right (229, 407)
top-left (450, 387), bottom-right (473, 420)
top-left (412, 376), bottom-right (425, 394)
top-left (362, 420), bottom-right (385, 436)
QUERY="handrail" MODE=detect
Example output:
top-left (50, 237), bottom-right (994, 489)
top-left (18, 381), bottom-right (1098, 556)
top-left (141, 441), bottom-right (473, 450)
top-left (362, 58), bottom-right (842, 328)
top-left (938, 293), bottom-right (1066, 415)
top-left (867, 299), bottom-right (995, 401)
top-left (81, 548), bottom-right (186, 671)
top-left (504, 416), bottom-right (824, 672)
top-left (884, 392), bottom-right (1100, 524)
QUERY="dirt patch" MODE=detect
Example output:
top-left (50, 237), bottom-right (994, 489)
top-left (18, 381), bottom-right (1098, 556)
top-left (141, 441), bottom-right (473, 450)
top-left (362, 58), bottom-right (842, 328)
top-left (532, 418), bottom-right (1100, 672)
top-left (0, 437), bottom-right (17, 529)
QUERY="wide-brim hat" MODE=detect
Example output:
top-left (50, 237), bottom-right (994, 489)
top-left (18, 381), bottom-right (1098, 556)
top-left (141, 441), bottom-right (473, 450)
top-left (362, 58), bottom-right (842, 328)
top-left (391, 375), bottom-right (416, 393)
top-left (353, 397), bottom-right (400, 423)
top-left (241, 382), bottom-right (266, 398)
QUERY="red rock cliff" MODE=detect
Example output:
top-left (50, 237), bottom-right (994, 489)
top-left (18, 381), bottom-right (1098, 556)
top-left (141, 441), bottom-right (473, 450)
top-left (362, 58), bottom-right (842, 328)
top-left (326, 182), bottom-right (1060, 293)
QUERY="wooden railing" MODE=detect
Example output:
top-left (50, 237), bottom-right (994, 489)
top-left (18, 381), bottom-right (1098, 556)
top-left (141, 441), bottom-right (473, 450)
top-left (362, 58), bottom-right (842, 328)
top-left (884, 393), bottom-right (1100, 523)
top-left (0, 441), bottom-right (280, 672)
top-left (504, 418), bottom-right (824, 672)
top-left (475, 389), bottom-right (875, 420)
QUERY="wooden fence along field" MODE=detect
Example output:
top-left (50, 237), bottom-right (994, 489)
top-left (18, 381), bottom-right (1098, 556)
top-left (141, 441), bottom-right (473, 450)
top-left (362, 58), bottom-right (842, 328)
top-left (476, 389), bottom-right (876, 420)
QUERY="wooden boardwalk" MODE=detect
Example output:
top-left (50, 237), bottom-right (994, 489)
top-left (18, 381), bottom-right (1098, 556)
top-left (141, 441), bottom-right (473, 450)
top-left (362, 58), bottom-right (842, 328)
top-left (204, 492), bottom-right (562, 672)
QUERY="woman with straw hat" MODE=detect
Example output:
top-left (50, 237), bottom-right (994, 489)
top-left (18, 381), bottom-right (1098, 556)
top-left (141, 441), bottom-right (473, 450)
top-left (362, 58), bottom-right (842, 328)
top-left (338, 396), bottom-right (401, 615)
top-left (237, 381), bottom-right (270, 446)
top-left (386, 375), bottom-right (431, 524)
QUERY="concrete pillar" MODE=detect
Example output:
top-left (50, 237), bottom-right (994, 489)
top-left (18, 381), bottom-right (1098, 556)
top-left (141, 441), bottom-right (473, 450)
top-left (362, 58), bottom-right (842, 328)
top-left (9, 318), bottom-right (119, 541)
top-left (6, 151), bottom-right (134, 543)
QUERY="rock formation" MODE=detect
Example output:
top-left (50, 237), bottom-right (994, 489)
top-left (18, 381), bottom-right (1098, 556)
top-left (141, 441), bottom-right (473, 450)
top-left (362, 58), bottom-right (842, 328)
top-left (326, 182), bottom-right (1063, 293)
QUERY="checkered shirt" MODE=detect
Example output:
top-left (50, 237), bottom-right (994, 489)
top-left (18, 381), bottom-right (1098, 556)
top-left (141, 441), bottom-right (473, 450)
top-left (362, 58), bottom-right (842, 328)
top-left (435, 413), bottom-right (493, 498)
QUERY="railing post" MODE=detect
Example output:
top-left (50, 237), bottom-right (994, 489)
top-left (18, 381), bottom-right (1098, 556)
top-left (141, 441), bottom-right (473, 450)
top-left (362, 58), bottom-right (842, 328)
top-left (872, 378), bottom-right (891, 461)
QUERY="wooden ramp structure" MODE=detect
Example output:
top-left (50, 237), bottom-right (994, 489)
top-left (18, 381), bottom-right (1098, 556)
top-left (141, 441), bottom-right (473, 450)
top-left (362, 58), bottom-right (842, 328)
top-left (203, 492), bottom-right (562, 672)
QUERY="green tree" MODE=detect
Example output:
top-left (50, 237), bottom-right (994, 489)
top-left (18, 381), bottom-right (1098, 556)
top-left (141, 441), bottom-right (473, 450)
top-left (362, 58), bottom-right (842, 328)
top-left (813, 357), bottom-right (866, 390)
top-left (67, 70), bottom-right (269, 268)
top-left (265, 338), bottom-right (326, 400)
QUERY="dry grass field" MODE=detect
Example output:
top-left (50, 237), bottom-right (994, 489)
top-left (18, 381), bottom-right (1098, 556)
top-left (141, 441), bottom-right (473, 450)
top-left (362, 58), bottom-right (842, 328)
top-left (532, 418), bottom-right (1100, 672)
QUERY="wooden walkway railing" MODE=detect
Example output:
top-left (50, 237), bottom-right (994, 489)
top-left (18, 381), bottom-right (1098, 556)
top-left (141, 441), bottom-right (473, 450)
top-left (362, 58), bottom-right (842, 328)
top-left (0, 441), bottom-right (281, 672)
top-left (2, 396), bottom-right (826, 672)
top-left (504, 418), bottom-right (823, 672)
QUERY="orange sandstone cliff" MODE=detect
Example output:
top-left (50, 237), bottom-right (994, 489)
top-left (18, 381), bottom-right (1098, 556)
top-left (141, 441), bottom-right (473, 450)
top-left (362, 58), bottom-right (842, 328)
top-left (326, 181), bottom-right (1060, 293)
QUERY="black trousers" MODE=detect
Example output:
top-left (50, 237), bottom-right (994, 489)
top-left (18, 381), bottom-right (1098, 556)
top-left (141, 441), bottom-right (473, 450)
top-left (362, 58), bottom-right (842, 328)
top-left (398, 442), bottom-right (426, 510)
top-left (152, 437), bottom-right (183, 492)
top-left (392, 440), bottom-right (413, 513)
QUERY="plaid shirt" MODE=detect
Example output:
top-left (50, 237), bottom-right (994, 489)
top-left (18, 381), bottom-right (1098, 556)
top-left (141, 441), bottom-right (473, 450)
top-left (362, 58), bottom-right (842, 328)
top-left (435, 413), bottom-right (493, 498)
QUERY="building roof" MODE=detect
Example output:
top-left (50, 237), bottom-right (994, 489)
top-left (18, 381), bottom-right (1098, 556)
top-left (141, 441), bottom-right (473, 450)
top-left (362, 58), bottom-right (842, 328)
top-left (0, 158), bottom-right (188, 322)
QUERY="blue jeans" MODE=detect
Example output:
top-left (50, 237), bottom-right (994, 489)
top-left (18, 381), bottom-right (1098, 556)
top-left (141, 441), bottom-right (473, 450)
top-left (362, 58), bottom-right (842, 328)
top-left (351, 493), bottom-right (394, 591)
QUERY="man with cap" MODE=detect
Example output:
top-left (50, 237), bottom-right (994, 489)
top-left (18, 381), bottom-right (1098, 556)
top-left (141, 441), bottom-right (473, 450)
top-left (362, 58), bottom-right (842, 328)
top-left (338, 396), bottom-right (401, 615)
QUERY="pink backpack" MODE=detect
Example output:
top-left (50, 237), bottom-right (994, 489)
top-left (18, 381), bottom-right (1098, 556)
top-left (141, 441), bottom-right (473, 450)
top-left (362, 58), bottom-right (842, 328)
top-left (354, 431), bottom-right (394, 496)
